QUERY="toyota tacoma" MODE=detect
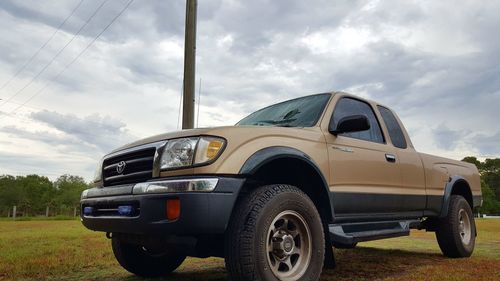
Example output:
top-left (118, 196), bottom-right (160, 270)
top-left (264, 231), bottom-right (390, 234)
top-left (81, 92), bottom-right (482, 280)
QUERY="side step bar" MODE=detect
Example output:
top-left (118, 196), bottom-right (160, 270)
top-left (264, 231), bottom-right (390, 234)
top-left (329, 220), bottom-right (421, 245)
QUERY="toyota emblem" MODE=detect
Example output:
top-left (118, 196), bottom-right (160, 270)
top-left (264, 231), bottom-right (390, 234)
top-left (116, 161), bottom-right (126, 174)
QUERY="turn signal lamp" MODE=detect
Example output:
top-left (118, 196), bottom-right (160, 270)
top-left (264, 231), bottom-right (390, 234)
top-left (193, 137), bottom-right (225, 164)
top-left (166, 198), bottom-right (181, 221)
top-left (206, 139), bottom-right (224, 159)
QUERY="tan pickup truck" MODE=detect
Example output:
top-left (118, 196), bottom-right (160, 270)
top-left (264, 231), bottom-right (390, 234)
top-left (81, 92), bottom-right (482, 281)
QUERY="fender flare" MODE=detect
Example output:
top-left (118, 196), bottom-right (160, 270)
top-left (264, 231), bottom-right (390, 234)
top-left (439, 175), bottom-right (471, 218)
top-left (239, 146), bottom-right (335, 220)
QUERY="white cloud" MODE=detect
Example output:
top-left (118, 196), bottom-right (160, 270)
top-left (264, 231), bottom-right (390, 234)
top-left (301, 26), bottom-right (377, 55)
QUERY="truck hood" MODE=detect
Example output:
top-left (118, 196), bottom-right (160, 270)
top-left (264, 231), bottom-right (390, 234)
top-left (109, 125), bottom-right (323, 155)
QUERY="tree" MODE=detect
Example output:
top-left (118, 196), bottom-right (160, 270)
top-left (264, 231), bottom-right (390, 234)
top-left (54, 174), bottom-right (89, 215)
top-left (462, 156), bottom-right (481, 168)
top-left (479, 179), bottom-right (498, 214)
top-left (481, 158), bottom-right (500, 201)
top-left (462, 157), bottom-right (500, 214)
top-left (0, 175), bottom-right (23, 215)
top-left (0, 174), bottom-right (90, 217)
top-left (17, 175), bottom-right (54, 216)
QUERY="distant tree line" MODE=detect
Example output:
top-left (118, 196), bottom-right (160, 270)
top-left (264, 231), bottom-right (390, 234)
top-left (0, 157), bottom-right (499, 217)
top-left (0, 174), bottom-right (90, 217)
top-left (462, 157), bottom-right (500, 214)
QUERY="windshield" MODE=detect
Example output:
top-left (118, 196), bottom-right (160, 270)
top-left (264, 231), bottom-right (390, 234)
top-left (236, 93), bottom-right (331, 127)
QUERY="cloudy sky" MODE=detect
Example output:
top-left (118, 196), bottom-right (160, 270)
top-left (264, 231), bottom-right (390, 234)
top-left (0, 0), bottom-right (499, 181)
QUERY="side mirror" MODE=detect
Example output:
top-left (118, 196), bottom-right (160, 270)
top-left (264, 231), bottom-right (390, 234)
top-left (329, 115), bottom-right (370, 135)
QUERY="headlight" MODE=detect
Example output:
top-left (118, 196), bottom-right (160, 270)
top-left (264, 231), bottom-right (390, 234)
top-left (160, 136), bottom-right (225, 170)
top-left (161, 137), bottom-right (198, 169)
top-left (93, 159), bottom-right (103, 183)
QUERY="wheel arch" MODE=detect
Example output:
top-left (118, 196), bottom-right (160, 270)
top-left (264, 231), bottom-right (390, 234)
top-left (440, 175), bottom-right (474, 218)
top-left (238, 146), bottom-right (334, 223)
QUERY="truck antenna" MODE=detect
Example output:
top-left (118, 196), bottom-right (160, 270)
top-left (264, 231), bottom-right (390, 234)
top-left (197, 78), bottom-right (202, 128)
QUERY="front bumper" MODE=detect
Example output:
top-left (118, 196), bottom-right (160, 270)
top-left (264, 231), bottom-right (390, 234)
top-left (80, 176), bottom-right (245, 235)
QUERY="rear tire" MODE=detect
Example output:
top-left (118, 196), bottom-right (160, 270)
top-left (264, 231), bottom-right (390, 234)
top-left (435, 195), bottom-right (476, 258)
top-left (225, 184), bottom-right (325, 281)
top-left (111, 238), bottom-right (186, 278)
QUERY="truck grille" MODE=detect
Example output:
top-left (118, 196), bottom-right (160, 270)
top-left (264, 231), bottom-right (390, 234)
top-left (103, 148), bottom-right (156, 187)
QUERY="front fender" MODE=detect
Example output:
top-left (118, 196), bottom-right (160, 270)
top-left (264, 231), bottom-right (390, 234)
top-left (239, 146), bottom-right (335, 220)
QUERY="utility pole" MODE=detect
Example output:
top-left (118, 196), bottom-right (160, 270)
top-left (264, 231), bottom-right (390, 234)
top-left (182, 0), bottom-right (197, 129)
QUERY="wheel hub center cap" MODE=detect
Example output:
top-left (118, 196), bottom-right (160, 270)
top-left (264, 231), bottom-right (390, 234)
top-left (272, 233), bottom-right (295, 257)
top-left (283, 236), bottom-right (294, 254)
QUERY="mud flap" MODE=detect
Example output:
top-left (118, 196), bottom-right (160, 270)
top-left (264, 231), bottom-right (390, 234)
top-left (323, 223), bottom-right (336, 269)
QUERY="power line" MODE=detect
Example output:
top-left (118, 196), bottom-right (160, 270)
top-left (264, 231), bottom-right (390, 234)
top-left (0, 99), bottom-right (43, 112)
top-left (0, 0), bottom-right (84, 94)
top-left (0, 0), bottom-right (134, 120)
top-left (0, 0), bottom-right (109, 108)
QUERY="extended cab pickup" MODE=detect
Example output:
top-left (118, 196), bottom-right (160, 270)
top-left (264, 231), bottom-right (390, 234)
top-left (81, 92), bottom-right (482, 281)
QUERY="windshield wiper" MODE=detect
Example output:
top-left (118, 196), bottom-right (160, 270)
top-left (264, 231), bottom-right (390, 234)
top-left (253, 119), bottom-right (296, 127)
top-left (283, 108), bottom-right (300, 120)
top-left (253, 120), bottom-right (279, 125)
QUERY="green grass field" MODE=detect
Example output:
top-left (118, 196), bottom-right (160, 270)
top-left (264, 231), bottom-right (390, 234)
top-left (0, 219), bottom-right (499, 281)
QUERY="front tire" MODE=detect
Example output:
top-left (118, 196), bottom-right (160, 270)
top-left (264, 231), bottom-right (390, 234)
top-left (112, 238), bottom-right (186, 278)
top-left (225, 184), bottom-right (325, 281)
top-left (435, 195), bottom-right (476, 258)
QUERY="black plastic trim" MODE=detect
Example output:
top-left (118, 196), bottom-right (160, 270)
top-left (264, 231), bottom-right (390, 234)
top-left (425, 195), bottom-right (443, 216)
top-left (104, 156), bottom-right (154, 171)
top-left (105, 170), bottom-right (152, 182)
top-left (331, 192), bottom-right (426, 222)
top-left (439, 175), bottom-right (475, 218)
top-left (334, 212), bottom-right (424, 223)
top-left (238, 146), bottom-right (334, 219)
top-left (329, 220), bottom-right (417, 244)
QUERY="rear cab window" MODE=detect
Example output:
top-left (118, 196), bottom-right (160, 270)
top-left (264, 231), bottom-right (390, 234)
top-left (377, 106), bottom-right (407, 149)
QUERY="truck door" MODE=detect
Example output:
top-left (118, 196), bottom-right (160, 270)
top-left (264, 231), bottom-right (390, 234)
top-left (324, 97), bottom-right (403, 220)
top-left (377, 106), bottom-right (426, 215)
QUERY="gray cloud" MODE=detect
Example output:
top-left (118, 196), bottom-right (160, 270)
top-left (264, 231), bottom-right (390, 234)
top-left (471, 131), bottom-right (500, 157)
top-left (433, 125), bottom-right (467, 151)
top-left (30, 110), bottom-right (135, 153)
top-left (0, 110), bottom-right (135, 179)
top-left (0, 150), bottom-right (95, 179)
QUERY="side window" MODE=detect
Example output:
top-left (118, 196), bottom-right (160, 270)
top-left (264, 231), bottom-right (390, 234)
top-left (332, 98), bottom-right (384, 143)
top-left (378, 106), bottom-right (407, 149)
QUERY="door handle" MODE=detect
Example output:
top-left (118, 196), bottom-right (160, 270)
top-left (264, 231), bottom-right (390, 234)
top-left (385, 153), bottom-right (396, 163)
